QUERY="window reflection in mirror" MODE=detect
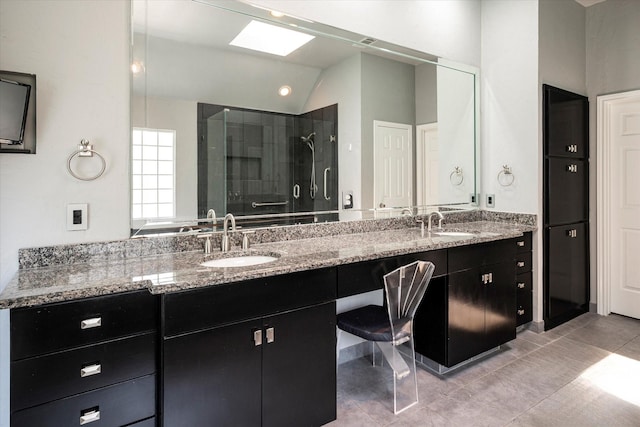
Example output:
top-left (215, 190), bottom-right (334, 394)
top-left (131, 0), bottom-right (478, 235)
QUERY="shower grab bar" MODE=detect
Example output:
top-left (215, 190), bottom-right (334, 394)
top-left (323, 168), bottom-right (331, 201)
top-left (252, 201), bottom-right (289, 208)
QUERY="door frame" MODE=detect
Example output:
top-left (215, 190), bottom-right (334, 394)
top-left (596, 89), bottom-right (640, 316)
top-left (416, 123), bottom-right (438, 211)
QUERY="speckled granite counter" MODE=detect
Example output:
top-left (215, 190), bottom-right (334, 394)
top-left (0, 220), bottom-right (535, 309)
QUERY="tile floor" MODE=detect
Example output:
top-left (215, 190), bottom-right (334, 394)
top-left (330, 313), bottom-right (640, 426)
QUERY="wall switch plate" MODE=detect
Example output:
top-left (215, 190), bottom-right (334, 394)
top-left (67, 204), bottom-right (88, 231)
top-left (486, 194), bottom-right (495, 208)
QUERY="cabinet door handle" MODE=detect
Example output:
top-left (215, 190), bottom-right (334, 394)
top-left (517, 261), bottom-right (525, 268)
top-left (567, 164), bottom-right (578, 173)
top-left (517, 282), bottom-right (525, 289)
top-left (567, 229), bottom-right (577, 238)
top-left (253, 329), bottom-right (262, 346)
top-left (517, 309), bottom-right (525, 316)
top-left (517, 241), bottom-right (525, 247)
top-left (266, 327), bottom-right (275, 344)
top-left (566, 144), bottom-right (578, 153)
top-left (80, 317), bottom-right (101, 330)
top-left (80, 363), bottom-right (102, 378)
top-left (80, 408), bottom-right (100, 425)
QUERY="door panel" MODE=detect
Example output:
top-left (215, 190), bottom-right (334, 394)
top-left (546, 223), bottom-right (588, 321)
top-left (373, 121), bottom-right (412, 211)
top-left (483, 263), bottom-right (516, 351)
top-left (262, 303), bottom-right (336, 427)
top-left (544, 84), bottom-right (588, 158)
top-left (610, 98), bottom-right (640, 318)
top-left (163, 320), bottom-right (262, 427)
top-left (447, 269), bottom-right (484, 367)
top-left (546, 158), bottom-right (588, 225)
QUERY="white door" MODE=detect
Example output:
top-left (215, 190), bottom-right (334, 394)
top-left (598, 90), bottom-right (640, 319)
top-left (416, 123), bottom-right (439, 213)
top-left (373, 121), bottom-right (412, 213)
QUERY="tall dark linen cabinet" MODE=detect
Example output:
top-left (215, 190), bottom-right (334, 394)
top-left (543, 84), bottom-right (590, 330)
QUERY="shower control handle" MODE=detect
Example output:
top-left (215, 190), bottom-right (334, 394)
top-left (323, 168), bottom-right (331, 200)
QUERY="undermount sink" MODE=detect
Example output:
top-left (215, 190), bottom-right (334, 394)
top-left (200, 254), bottom-right (279, 268)
top-left (431, 231), bottom-right (476, 237)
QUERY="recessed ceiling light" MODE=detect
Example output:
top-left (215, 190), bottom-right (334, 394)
top-left (278, 85), bottom-right (292, 97)
top-left (131, 61), bottom-right (145, 74)
top-left (230, 20), bottom-right (315, 56)
top-left (270, 10), bottom-right (284, 18)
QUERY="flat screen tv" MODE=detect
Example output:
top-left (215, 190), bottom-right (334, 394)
top-left (0, 78), bottom-right (31, 145)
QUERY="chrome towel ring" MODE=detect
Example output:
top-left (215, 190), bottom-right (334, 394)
top-left (67, 139), bottom-right (106, 181)
top-left (497, 165), bottom-right (515, 187)
top-left (449, 166), bottom-right (464, 186)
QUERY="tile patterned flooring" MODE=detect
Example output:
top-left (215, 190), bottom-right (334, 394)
top-left (330, 313), bottom-right (640, 426)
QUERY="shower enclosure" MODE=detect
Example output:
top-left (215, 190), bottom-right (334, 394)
top-left (198, 103), bottom-right (338, 226)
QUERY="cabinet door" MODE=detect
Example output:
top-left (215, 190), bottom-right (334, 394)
top-left (546, 223), bottom-right (588, 321)
top-left (163, 319), bottom-right (262, 427)
top-left (546, 158), bottom-right (588, 225)
top-left (544, 85), bottom-right (588, 159)
top-left (262, 302), bottom-right (336, 427)
top-left (447, 269), bottom-right (484, 367)
top-left (483, 262), bottom-right (516, 351)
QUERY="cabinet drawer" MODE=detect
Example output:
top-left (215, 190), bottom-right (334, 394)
top-left (164, 268), bottom-right (336, 337)
top-left (11, 375), bottom-right (155, 427)
top-left (11, 333), bottom-right (156, 412)
top-left (448, 239), bottom-right (516, 273)
top-left (516, 252), bottom-right (532, 274)
top-left (337, 249), bottom-right (446, 298)
top-left (515, 233), bottom-right (532, 253)
top-left (11, 290), bottom-right (157, 360)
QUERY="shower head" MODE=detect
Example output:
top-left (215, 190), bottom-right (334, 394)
top-left (300, 132), bottom-right (315, 144)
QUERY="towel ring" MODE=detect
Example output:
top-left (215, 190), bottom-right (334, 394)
top-left (449, 166), bottom-right (464, 186)
top-left (497, 165), bottom-right (515, 187)
top-left (67, 139), bottom-right (106, 181)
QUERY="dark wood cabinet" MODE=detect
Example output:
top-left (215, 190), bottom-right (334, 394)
top-left (162, 269), bottom-right (337, 427)
top-left (10, 290), bottom-right (158, 427)
top-left (543, 84), bottom-right (589, 330)
top-left (415, 238), bottom-right (517, 368)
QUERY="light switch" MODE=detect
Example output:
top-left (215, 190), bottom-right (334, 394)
top-left (67, 204), bottom-right (88, 231)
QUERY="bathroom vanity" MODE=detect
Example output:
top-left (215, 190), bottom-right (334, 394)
top-left (1, 219), bottom-right (534, 426)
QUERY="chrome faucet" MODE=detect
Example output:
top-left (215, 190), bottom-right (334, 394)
top-left (401, 207), bottom-right (413, 216)
top-left (207, 209), bottom-right (217, 228)
top-left (221, 213), bottom-right (236, 252)
top-left (427, 211), bottom-right (444, 232)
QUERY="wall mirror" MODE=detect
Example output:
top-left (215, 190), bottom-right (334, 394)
top-left (131, 0), bottom-right (478, 234)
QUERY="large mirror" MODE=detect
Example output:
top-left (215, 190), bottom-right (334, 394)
top-left (131, 0), bottom-right (478, 234)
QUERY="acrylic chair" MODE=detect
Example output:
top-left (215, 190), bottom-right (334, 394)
top-left (336, 260), bottom-right (435, 414)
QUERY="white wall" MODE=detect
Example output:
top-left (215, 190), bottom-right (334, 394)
top-left (0, 0), bottom-right (130, 290)
top-left (480, 0), bottom-right (539, 216)
top-left (586, 0), bottom-right (640, 305)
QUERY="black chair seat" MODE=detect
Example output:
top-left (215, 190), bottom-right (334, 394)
top-left (337, 305), bottom-right (410, 342)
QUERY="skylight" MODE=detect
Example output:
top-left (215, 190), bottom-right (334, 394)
top-left (230, 20), bottom-right (315, 56)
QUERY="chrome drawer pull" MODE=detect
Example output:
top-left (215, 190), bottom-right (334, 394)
top-left (566, 144), bottom-right (578, 153)
top-left (517, 241), bottom-right (525, 247)
top-left (80, 409), bottom-right (100, 425)
top-left (567, 229), bottom-right (577, 238)
top-left (253, 329), bottom-right (262, 346)
top-left (517, 309), bottom-right (525, 316)
top-left (567, 164), bottom-right (578, 173)
top-left (80, 317), bottom-right (102, 330)
top-left (266, 327), bottom-right (275, 343)
top-left (80, 363), bottom-right (102, 378)
top-left (517, 282), bottom-right (525, 289)
top-left (517, 261), bottom-right (525, 268)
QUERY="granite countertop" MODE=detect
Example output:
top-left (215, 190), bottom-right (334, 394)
top-left (0, 221), bottom-right (535, 309)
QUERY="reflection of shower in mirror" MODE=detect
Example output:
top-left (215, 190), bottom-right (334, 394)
top-left (300, 132), bottom-right (317, 199)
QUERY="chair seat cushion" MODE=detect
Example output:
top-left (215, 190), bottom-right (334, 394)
top-left (337, 305), bottom-right (410, 342)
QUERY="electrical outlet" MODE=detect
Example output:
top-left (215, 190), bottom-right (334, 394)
top-left (486, 194), bottom-right (495, 208)
top-left (343, 191), bottom-right (354, 209)
top-left (469, 193), bottom-right (479, 205)
top-left (67, 204), bottom-right (88, 230)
